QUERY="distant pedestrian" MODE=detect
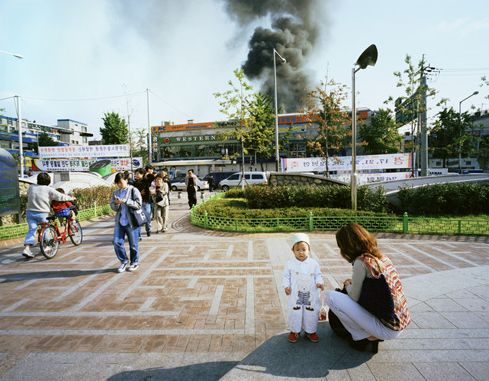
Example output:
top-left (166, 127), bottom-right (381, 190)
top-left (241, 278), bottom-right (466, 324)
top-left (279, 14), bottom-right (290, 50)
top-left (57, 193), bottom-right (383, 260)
top-left (283, 233), bottom-right (324, 343)
top-left (152, 175), bottom-right (170, 233)
top-left (185, 169), bottom-right (198, 209)
top-left (22, 173), bottom-right (75, 259)
top-left (133, 168), bottom-right (152, 237)
top-left (110, 172), bottom-right (142, 273)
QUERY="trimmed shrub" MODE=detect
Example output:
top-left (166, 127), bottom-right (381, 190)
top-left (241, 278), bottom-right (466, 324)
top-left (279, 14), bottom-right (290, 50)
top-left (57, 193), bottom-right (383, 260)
top-left (195, 197), bottom-right (389, 219)
top-left (223, 188), bottom-right (245, 199)
top-left (397, 183), bottom-right (489, 216)
top-left (243, 184), bottom-right (387, 213)
top-left (73, 186), bottom-right (116, 210)
top-left (1, 185), bottom-right (115, 225)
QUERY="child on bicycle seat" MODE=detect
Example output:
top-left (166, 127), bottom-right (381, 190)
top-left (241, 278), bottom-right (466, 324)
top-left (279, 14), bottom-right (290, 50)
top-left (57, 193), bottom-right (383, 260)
top-left (51, 188), bottom-right (76, 220)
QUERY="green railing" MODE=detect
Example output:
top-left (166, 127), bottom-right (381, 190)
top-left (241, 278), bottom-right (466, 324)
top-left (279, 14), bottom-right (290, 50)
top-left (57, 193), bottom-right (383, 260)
top-left (0, 203), bottom-right (113, 241)
top-left (190, 208), bottom-right (489, 236)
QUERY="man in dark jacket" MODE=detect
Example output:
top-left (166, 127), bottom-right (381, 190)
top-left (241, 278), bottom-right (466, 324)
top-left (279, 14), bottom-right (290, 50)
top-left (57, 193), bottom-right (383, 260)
top-left (134, 168), bottom-right (152, 237)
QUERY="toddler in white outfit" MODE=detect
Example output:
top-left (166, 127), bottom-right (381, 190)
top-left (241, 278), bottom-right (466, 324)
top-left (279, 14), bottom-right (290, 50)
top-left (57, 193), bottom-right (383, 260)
top-left (282, 233), bottom-right (324, 343)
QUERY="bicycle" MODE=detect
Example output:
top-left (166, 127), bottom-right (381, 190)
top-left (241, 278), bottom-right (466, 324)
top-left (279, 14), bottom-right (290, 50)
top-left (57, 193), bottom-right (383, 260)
top-left (37, 206), bottom-right (83, 259)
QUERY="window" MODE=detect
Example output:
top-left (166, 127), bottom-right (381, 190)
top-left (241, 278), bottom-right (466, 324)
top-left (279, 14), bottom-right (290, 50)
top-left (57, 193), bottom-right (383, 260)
top-left (244, 174), bottom-right (251, 180)
top-left (252, 174), bottom-right (263, 180)
top-left (228, 174), bottom-right (239, 180)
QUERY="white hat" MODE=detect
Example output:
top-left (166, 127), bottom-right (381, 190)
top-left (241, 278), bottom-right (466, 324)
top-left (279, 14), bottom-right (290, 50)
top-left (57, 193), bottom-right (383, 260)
top-left (291, 233), bottom-right (310, 249)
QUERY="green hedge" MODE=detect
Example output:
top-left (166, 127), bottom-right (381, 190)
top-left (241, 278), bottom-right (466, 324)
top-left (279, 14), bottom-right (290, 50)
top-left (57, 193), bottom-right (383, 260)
top-left (192, 196), bottom-right (397, 232)
top-left (397, 183), bottom-right (489, 216)
top-left (242, 185), bottom-right (387, 213)
top-left (5, 185), bottom-right (115, 223)
top-left (195, 196), bottom-right (390, 219)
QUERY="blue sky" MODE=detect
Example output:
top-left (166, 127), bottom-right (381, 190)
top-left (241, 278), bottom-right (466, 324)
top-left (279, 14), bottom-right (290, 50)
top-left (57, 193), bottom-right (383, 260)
top-left (1, 0), bottom-right (488, 139)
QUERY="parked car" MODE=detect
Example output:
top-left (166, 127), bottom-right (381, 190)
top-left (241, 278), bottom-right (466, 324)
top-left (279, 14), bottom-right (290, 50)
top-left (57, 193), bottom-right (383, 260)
top-left (218, 171), bottom-right (268, 191)
top-left (202, 171), bottom-right (237, 191)
top-left (170, 176), bottom-right (209, 191)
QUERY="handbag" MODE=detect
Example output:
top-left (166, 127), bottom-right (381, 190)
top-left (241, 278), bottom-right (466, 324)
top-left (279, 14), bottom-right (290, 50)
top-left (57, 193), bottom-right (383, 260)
top-left (358, 257), bottom-right (396, 322)
top-left (128, 187), bottom-right (147, 227)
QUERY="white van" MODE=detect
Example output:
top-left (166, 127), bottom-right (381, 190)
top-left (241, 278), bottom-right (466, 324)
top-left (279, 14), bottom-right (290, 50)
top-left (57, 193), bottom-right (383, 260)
top-left (218, 171), bottom-right (268, 191)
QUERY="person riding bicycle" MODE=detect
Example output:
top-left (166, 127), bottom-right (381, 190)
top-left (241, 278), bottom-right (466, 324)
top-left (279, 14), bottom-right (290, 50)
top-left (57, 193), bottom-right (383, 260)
top-left (22, 173), bottom-right (75, 259)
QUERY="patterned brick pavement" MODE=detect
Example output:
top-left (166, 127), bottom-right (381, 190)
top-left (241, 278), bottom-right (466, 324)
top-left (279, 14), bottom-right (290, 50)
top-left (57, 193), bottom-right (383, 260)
top-left (1, 193), bottom-right (489, 380)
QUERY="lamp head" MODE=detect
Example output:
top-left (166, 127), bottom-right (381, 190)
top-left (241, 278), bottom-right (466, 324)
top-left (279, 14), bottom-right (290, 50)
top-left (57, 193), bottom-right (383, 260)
top-left (355, 44), bottom-right (378, 70)
top-left (473, 91), bottom-right (479, 96)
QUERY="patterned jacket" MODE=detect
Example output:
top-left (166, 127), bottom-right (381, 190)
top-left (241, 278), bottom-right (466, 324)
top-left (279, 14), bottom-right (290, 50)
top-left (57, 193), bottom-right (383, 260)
top-left (361, 254), bottom-right (411, 331)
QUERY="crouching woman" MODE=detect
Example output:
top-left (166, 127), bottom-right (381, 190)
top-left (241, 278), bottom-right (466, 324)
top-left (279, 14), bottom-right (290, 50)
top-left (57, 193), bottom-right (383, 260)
top-left (324, 223), bottom-right (410, 352)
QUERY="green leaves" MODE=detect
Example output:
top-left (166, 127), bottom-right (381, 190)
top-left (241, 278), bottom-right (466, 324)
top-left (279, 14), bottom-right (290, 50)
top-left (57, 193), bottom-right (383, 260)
top-left (100, 112), bottom-right (129, 145)
top-left (360, 109), bottom-right (401, 154)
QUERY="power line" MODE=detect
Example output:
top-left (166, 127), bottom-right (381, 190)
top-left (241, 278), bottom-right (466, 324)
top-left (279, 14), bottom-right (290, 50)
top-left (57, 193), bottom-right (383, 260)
top-left (21, 90), bottom-right (146, 102)
top-left (149, 89), bottom-right (192, 118)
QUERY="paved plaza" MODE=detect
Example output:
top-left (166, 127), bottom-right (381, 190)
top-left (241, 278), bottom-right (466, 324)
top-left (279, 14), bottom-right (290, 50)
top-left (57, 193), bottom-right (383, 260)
top-left (1, 194), bottom-right (489, 380)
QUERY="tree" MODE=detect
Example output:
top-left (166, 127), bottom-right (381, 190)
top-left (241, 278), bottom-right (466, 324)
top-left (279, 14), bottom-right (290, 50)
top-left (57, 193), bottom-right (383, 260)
top-left (246, 93), bottom-right (275, 166)
top-left (100, 112), bottom-right (129, 144)
top-left (131, 128), bottom-right (148, 165)
top-left (37, 132), bottom-right (58, 147)
top-left (359, 109), bottom-right (401, 154)
top-left (429, 108), bottom-right (474, 167)
top-left (304, 80), bottom-right (351, 176)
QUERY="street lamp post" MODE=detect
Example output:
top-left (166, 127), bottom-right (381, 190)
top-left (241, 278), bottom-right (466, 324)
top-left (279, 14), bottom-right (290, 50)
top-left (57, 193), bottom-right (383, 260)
top-left (458, 91), bottom-right (479, 173)
top-left (273, 48), bottom-right (286, 172)
top-left (15, 95), bottom-right (24, 178)
top-left (0, 50), bottom-right (24, 59)
top-left (351, 44), bottom-right (378, 211)
top-left (1, 51), bottom-right (24, 177)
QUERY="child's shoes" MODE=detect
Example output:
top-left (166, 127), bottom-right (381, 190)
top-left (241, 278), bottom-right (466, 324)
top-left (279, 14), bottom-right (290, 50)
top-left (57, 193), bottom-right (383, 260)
top-left (305, 332), bottom-right (319, 343)
top-left (287, 332), bottom-right (299, 343)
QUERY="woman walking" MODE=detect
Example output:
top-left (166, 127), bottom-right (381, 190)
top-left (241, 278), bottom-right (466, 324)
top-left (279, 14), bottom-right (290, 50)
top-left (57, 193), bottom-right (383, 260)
top-left (185, 169), bottom-right (197, 209)
top-left (152, 174), bottom-right (170, 233)
top-left (325, 223), bottom-right (410, 353)
top-left (110, 172), bottom-right (142, 273)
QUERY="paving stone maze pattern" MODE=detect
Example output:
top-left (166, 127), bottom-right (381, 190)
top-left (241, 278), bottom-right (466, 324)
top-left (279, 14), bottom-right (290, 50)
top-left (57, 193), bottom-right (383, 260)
top-left (1, 213), bottom-right (489, 380)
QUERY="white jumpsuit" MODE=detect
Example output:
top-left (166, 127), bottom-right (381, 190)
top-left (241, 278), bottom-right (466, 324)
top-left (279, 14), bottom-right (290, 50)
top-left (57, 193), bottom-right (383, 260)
top-left (282, 257), bottom-right (324, 334)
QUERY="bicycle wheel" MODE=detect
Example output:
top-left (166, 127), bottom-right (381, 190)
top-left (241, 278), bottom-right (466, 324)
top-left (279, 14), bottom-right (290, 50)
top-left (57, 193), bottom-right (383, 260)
top-left (40, 225), bottom-right (59, 259)
top-left (69, 220), bottom-right (83, 246)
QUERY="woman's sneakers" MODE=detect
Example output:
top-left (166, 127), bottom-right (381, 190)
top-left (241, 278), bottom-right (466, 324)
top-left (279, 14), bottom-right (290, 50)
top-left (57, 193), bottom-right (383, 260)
top-left (127, 263), bottom-right (139, 272)
top-left (117, 262), bottom-right (128, 273)
top-left (117, 262), bottom-right (139, 273)
top-left (22, 245), bottom-right (34, 259)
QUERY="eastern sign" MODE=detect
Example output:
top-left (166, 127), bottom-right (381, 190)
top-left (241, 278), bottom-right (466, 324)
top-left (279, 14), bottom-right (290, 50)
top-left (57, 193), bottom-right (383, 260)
top-left (38, 144), bottom-right (130, 158)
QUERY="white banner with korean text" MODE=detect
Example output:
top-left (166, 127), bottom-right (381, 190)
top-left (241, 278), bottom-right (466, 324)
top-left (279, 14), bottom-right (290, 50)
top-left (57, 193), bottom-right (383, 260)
top-left (282, 153), bottom-right (412, 172)
top-left (38, 144), bottom-right (130, 158)
top-left (33, 157), bottom-right (143, 172)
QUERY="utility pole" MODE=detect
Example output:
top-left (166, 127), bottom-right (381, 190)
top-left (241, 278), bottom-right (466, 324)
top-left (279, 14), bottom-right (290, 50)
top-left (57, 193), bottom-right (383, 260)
top-left (419, 56), bottom-right (429, 177)
top-left (146, 88), bottom-right (152, 164)
top-left (15, 95), bottom-right (24, 178)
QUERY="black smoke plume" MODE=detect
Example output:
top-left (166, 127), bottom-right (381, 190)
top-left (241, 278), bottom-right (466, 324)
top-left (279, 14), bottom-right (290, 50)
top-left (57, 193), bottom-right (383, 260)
top-left (223, 0), bottom-right (321, 112)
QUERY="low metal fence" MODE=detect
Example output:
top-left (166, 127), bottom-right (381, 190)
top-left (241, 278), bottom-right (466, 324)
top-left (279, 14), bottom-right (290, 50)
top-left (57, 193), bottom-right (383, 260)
top-left (190, 207), bottom-right (489, 236)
